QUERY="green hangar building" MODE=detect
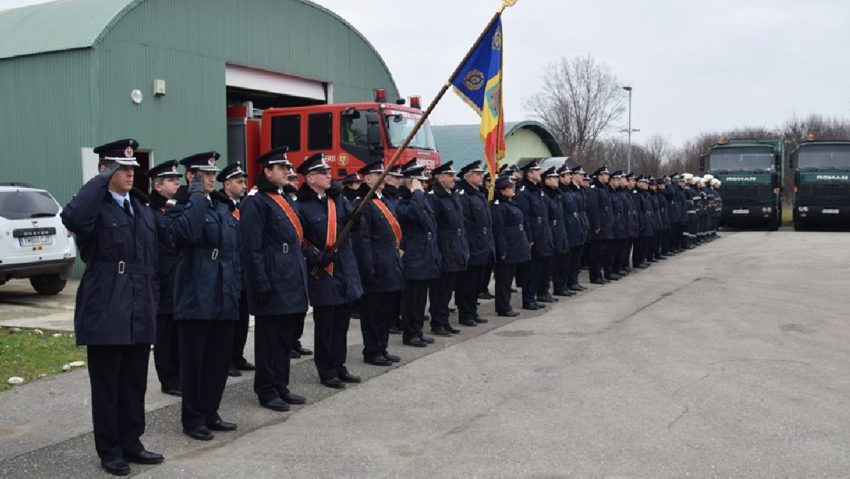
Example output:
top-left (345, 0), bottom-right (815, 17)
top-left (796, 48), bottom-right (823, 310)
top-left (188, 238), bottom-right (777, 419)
top-left (0, 0), bottom-right (399, 204)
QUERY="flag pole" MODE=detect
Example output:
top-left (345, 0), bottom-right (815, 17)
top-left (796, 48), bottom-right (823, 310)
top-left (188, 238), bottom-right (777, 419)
top-left (330, 1), bottom-right (516, 254)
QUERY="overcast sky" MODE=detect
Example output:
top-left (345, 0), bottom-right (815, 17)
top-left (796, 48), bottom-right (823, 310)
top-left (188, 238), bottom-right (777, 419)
top-left (3, 0), bottom-right (849, 148)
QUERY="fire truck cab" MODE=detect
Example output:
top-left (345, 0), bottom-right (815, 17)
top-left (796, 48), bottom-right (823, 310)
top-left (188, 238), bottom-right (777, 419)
top-left (227, 89), bottom-right (440, 185)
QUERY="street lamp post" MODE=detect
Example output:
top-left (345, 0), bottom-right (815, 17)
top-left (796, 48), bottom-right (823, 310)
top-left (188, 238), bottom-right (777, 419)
top-left (623, 86), bottom-right (633, 173)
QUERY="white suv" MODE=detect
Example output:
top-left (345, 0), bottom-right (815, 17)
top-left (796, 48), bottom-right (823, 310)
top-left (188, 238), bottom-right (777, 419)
top-left (0, 183), bottom-right (77, 295)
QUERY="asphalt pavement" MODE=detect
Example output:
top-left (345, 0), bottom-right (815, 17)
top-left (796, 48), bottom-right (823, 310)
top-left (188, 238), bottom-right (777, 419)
top-left (2, 230), bottom-right (850, 478)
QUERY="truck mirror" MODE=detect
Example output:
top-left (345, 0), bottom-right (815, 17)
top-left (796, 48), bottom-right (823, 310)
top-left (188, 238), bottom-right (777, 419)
top-left (365, 111), bottom-right (382, 147)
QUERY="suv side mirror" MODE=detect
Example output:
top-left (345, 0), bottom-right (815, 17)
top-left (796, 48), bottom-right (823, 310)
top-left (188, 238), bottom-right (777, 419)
top-left (365, 111), bottom-right (382, 147)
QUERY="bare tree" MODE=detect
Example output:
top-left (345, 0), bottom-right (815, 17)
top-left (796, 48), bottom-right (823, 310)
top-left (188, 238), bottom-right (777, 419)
top-left (524, 55), bottom-right (626, 156)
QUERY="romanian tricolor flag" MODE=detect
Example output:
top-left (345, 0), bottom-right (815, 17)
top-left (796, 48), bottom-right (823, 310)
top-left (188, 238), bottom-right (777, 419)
top-left (451, 16), bottom-right (505, 183)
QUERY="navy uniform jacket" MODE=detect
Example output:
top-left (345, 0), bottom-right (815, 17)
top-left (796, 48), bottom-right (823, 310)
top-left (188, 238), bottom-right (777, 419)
top-left (353, 185), bottom-right (405, 293)
top-left (149, 191), bottom-right (178, 315)
top-left (61, 176), bottom-right (157, 346)
top-left (664, 183), bottom-right (685, 225)
top-left (491, 194), bottom-right (531, 265)
top-left (559, 184), bottom-right (584, 248)
top-left (237, 180), bottom-right (309, 315)
top-left (427, 183), bottom-right (470, 273)
top-left (637, 190), bottom-right (656, 238)
top-left (622, 189), bottom-right (640, 239)
top-left (342, 186), bottom-right (360, 203)
top-left (544, 186), bottom-right (569, 254)
top-left (587, 180), bottom-right (614, 240)
top-left (396, 187), bottom-right (441, 282)
top-left (515, 179), bottom-right (555, 258)
top-left (296, 184), bottom-right (363, 306)
top-left (568, 183), bottom-right (590, 244)
top-left (609, 186), bottom-right (628, 240)
top-left (165, 189), bottom-right (241, 321)
top-left (457, 180), bottom-right (494, 266)
top-left (656, 191), bottom-right (670, 230)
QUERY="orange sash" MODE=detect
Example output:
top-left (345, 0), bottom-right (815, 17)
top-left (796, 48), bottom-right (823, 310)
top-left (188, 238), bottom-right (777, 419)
top-left (372, 198), bottom-right (402, 245)
top-left (323, 198), bottom-right (337, 275)
top-left (266, 192), bottom-right (303, 242)
top-left (231, 208), bottom-right (240, 220)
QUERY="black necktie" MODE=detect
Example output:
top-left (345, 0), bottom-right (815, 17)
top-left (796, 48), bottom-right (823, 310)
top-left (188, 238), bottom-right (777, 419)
top-left (123, 198), bottom-right (132, 216)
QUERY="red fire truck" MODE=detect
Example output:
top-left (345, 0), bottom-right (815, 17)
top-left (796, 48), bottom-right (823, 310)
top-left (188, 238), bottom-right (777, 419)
top-left (227, 88), bottom-right (441, 185)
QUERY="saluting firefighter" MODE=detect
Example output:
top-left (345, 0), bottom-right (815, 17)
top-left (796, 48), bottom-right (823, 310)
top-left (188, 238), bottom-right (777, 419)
top-left (215, 164), bottom-right (255, 378)
top-left (148, 160), bottom-right (183, 398)
top-left (62, 139), bottom-right (164, 475)
top-left (165, 151), bottom-right (240, 442)
top-left (456, 160), bottom-right (494, 327)
top-left (395, 162), bottom-right (440, 347)
top-left (428, 161), bottom-right (469, 336)
top-left (238, 147), bottom-right (309, 410)
top-left (296, 153), bottom-right (364, 389)
top-left (353, 159), bottom-right (405, 366)
top-left (491, 174), bottom-right (530, 317)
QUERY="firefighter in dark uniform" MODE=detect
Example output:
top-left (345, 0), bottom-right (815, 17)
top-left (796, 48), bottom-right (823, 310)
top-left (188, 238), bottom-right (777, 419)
top-left (634, 176), bottom-right (656, 267)
top-left (61, 139), bottom-right (163, 475)
top-left (566, 166), bottom-right (589, 291)
top-left (541, 166), bottom-right (569, 298)
top-left (656, 177), bottom-right (672, 256)
top-left (396, 163), bottom-right (440, 347)
top-left (479, 171), bottom-right (495, 300)
top-left (164, 151), bottom-right (240, 442)
top-left (586, 166), bottom-right (615, 284)
top-left (148, 160), bottom-right (182, 397)
top-left (682, 173), bottom-right (698, 248)
top-left (554, 164), bottom-right (580, 295)
top-left (214, 163), bottom-right (255, 378)
top-left (456, 160), bottom-right (494, 327)
top-left (353, 159), bottom-right (405, 366)
top-left (608, 170), bottom-right (628, 277)
top-left (341, 173), bottom-right (363, 202)
top-left (382, 164), bottom-right (404, 335)
top-left (514, 159), bottom-right (554, 309)
top-left (238, 147), bottom-right (309, 410)
top-left (664, 173), bottom-right (685, 254)
top-left (296, 153), bottom-right (364, 389)
top-left (428, 161), bottom-right (469, 335)
top-left (623, 173), bottom-right (640, 273)
top-left (491, 174), bottom-right (529, 316)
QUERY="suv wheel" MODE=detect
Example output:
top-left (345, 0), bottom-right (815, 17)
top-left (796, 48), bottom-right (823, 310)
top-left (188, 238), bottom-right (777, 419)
top-left (30, 274), bottom-right (67, 295)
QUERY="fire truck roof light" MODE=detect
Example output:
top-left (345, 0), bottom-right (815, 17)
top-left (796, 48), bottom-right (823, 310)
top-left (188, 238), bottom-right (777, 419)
top-left (718, 136), bottom-right (727, 145)
top-left (374, 88), bottom-right (387, 103)
top-left (409, 96), bottom-right (422, 110)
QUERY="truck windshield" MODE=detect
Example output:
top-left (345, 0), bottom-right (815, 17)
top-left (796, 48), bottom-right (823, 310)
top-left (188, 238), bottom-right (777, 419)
top-left (709, 147), bottom-right (774, 172)
top-left (384, 110), bottom-right (437, 151)
top-left (798, 145), bottom-right (850, 170)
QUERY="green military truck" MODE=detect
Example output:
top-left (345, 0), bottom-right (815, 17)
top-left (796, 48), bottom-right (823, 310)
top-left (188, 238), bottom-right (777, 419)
top-left (701, 139), bottom-right (784, 230)
top-left (789, 138), bottom-right (850, 230)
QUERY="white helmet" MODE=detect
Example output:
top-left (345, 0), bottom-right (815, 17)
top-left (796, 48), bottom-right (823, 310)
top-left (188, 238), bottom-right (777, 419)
top-left (682, 173), bottom-right (694, 181)
top-left (712, 179), bottom-right (721, 187)
top-left (702, 173), bottom-right (714, 182)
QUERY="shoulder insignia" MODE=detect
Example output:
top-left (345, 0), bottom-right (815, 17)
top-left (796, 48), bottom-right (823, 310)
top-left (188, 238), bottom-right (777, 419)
top-left (520, 186), bottom-right (526, 191)
top-left (247, 189), bottom-right (258, 196)
top-left (494, 200), bottom-right (500, 205)
top-left (459, 190), bottom-right (465, 195)
top-left (591, 185), bottom-right (596, 188)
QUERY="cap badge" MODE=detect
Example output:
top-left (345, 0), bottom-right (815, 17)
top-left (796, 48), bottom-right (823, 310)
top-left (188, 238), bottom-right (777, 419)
top-left (208, 157), bottom-right (216, 166)
top-left (124, 146), bottom-right (134, 158)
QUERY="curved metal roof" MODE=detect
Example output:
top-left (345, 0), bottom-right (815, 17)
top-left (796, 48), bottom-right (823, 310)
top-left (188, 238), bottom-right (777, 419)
top-left (432, 120), bottom-right (563, 167)
top-left (0, 0), bottom-right (397, 93)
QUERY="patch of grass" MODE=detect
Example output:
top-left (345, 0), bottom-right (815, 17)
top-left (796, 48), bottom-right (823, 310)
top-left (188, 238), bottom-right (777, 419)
top-left (0, 328), bottom-right (86, 391)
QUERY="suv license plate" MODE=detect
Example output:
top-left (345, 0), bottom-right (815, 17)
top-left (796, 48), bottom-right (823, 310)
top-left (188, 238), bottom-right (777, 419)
top-left (19, 235), bottom-right (53, 246)
top-left (822, 208), bottom-right (839, 215)
top-left (732, 209), bottom-right (749, 215)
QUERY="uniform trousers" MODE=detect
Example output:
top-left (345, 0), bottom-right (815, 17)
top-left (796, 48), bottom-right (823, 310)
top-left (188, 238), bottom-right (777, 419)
top-left (429, 272), bottom-right (456, 330)
top-left (552, 251), bottom-right (571, 292)
top-left (178, 320), bottom-right (233, 430)
top-left (517, 260), bottom-right (537, 305)
top-left (361, 291), bottom-right (400, 359)
top-left (87, 344), bottom-right (150, 462)
top-left (231, 291), bottom-right (250, 366)
top-left (456, 263), bottom-right (485, 322)
top-left (292, 313), bottom-right (307, 351)
top-left (253, 314), bottom-right (300, 403)
top-left (567, 245), bottom-right (584, 287)
top-left (535, 255), bottom-right (555, 298)
top-left (401, 279), bottom-right (430, 341)
top-left (587, 239), bottom-right (607, 281)
top-left (480, 261), bottom-right (493, 295)
top-left (313, 303), bottom-right (352, 382)
top-left (494, 262), bottom-right (516, 314)
top-left (154, 313), bottom-right (179, 391)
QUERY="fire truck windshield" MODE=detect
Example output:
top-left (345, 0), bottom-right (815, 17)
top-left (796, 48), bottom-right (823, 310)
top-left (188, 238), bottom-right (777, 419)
top-left (384, 110), bottom-right (437, 151)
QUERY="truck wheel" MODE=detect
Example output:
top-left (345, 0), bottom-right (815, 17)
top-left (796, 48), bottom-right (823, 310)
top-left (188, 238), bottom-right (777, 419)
top-left (30, 274), bottom-right (67, 295)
